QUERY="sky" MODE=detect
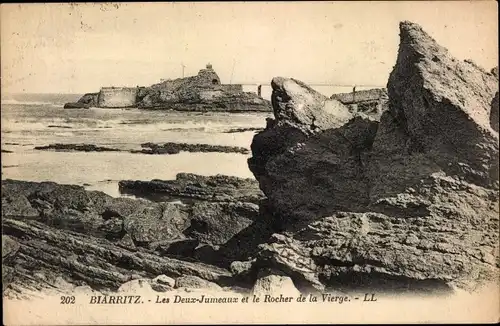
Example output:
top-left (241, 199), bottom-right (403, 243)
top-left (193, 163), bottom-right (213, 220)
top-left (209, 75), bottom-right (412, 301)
top-left (1, 1), bottom-right (498, 94)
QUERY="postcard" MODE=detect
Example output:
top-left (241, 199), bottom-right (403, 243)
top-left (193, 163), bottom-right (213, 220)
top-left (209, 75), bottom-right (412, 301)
top-left (1, 1), bottom-right (499, 324)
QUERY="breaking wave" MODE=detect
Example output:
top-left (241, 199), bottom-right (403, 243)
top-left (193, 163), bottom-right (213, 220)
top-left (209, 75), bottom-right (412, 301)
top-left (1, 99), bottom-right (56, 106)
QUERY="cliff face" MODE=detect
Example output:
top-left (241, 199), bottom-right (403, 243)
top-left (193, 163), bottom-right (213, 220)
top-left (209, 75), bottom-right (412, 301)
top-left (247, 21), bottom-right (499, 292)
top-left (67, 65), bottom-right (271, 111)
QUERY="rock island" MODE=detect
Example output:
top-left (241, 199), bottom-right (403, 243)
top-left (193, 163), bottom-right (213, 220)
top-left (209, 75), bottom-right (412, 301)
top-left (64, 63), bottom-right (272, 112)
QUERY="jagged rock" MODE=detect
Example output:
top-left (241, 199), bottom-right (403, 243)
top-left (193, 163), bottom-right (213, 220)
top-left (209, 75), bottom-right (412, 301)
top-left (175, 275), bottom-right (222, 291)
top-left (252, 269), bottom-right (301, 296)
top-left (119, 173), bottom-right (264, 204)
top-left (387, 21), bottom-right (498, 188)
top-left (248, 77), bottom-right (353, 182)
top-left (249, 77), bottom-right (379, 225)
top-left (247, 21), bottom-right (499, 293)
top-left (270, 77), bottom-right (353, 132)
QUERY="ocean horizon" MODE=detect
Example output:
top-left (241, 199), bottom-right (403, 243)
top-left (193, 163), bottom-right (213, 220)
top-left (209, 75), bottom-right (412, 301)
top-left (0, 84), bottom-right (384, 105)
top-left (1, 93), bottom-right (274, 197)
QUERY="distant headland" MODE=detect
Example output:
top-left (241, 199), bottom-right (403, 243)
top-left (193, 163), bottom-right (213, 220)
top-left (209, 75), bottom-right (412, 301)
top-left (64, 63), bottom-right (272, 112)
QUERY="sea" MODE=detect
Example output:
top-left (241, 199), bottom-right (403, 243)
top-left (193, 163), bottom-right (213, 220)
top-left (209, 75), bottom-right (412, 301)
top-left (0, 85), bottom-right (365, 198)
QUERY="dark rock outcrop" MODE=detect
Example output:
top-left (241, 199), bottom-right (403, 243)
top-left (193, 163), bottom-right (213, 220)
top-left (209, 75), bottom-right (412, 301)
top-left (34, 143), bottom-right (251, 155)
top-left (1, 179), bottom-right (260, 251)
top-left (47, 125), bottom-right (73, 129)
top-left (34, 142), bottom-right (250, 155)
top-left (2, 218), bottom-right (232, 295)
top-left (119, 173), bottom-right (264, 203)
top-left (248, 77), bottom-right (354, 182)
top-left (224, 127), bottom-right (264, 134)
top-left (133, 142), bottom-right (250, 155)
top-left (63, 102), bottom-right (90, 109)
top-left (77, 93), bottom-right (99, 107)
top-left (247, 21), bottom-right (499, 293)
top-left (1, 177), bottom-right (263, 297)
top-left (34, 144), bottom-right (122, 152)
top-left (248, 77), bottom-right (376, 226)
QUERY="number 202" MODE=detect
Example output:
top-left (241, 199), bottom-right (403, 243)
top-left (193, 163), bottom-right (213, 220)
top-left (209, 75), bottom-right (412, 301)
top-left (60, 296), bottom-right (75, 304)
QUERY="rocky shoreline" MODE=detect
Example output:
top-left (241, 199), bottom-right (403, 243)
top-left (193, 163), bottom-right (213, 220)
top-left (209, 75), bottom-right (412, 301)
top-left (2, 175), bottom-right (261, 298)
top-left (3, 21), bottom-right (499, 299)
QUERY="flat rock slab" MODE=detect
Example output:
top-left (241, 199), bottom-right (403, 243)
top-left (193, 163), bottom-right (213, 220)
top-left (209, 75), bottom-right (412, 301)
top-left (2, 218), bottom-right (232, 295)
top-left (119, 173), bottom-right (264, 204)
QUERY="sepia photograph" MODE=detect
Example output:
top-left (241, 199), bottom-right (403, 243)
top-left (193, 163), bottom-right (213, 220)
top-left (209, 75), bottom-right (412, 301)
top-left (1, 1), bottom-right (499, 324)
